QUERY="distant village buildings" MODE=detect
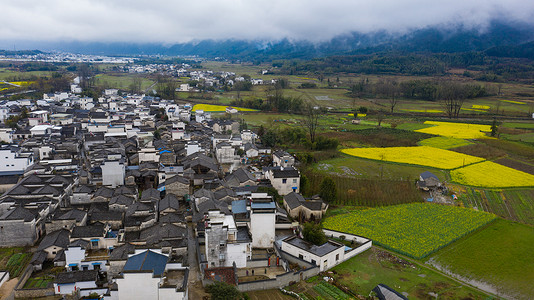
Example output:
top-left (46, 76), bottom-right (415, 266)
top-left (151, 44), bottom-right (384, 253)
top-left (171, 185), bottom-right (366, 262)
top-left (0, 67), bottom-right (371, 299)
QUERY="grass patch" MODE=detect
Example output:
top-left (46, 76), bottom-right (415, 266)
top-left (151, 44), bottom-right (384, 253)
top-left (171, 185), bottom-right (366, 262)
top-left (345, 127), bottom-right (435, 147)
top-left (305, 170), bottom-right (422, 206)
top-left (451, 143), bottom-right (507, 160)
top-left (418, 137), bottom-right (473, 149)
top-left (314, 154), bottom-right (447, 181)
top-left (330, 248), bottom-right (490, 299)
top-left (426, 218), bottom-right (534, 299)
top-left (323, 203), bottom-right (496, 259)
top-left (478, 138), bottom-right (534, 160)
top-left (395, 122), bottom-right (434, 131)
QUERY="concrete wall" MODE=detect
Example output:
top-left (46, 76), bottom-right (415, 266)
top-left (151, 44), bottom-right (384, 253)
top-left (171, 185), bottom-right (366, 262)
top-left (281, 240), bottom-right (345, 271)
top-left (14, 287), bottom-right (54, 298)
top-left (0, 219), bottom-right (38, 246)
top-left (55, 281), bottom-right (97, 295)
top-left (322, 228), bottom-right (373, 260)
top-left (102, 161), bottom-right (125, 188)
top-left (323, 229), bottom-right (371, 245)
top-left (116, 272), bottom-right (160, 300)
top-left (166, 181), bottom-right (189, 197)
top-left (270, 177), bottom-right (299, 196)
top-left (226, 242), bottom-right (249, 268)
top-left (71, 193), bottom-right (92, 205)
top-left (45, 219), bottom-right (77, 232)
top-left (79, 288), bottom-right (108, 297)
top-left (159, 287), bottom-right (186, 300)
top-left (250, 211), bottom-right (275, 249)
top-left (246, 259), bottom-right (269, 268)
top-left (236, 266), bottom-right (320, 293)
top-left (0, 271), bottom-right (9, 288)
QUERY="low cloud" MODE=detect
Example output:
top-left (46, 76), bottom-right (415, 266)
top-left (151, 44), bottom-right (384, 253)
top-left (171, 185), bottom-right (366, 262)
top-left (1, 0), bottom-right (533, 44)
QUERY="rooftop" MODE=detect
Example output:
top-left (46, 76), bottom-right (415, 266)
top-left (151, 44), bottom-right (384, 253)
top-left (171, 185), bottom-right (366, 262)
top-left (283, 236), bottom-right (343, 257)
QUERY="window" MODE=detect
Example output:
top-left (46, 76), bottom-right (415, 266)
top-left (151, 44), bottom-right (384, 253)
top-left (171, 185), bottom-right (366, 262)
top-left (82, 265), bottom-right (88, 271)
top-left (282, 179), bottom-right (287, 184)
top-left (91, 240), bottom-right (99, 247)
top-left (293, 179), bottom-right (297, 183)
top-left (94, 264), bottom-right (101, 270)
top-left (298, 254), bottom-right (303, 259)
top-left (311, 259), bottom-right (316, 265)
top-left (336, 254), bottom-right (339, 261)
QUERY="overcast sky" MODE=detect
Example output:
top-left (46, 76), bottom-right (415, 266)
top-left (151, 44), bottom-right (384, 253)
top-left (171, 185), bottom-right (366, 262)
top-left (2, 0), bottom-right (534, 44)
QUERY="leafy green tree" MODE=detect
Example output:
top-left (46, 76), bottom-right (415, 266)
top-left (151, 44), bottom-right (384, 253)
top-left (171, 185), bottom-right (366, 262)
top-left (319, 177), bottom-right (337, 203)
top-left (358, 106), bottom-right (368, 114)
top-left (153, 129), bottom-right (161, 140)
top-left (300, 174), bottom-right (309, 196)
top-left (491, 117), bottom-right (499, 137)
top-left (302, 222), bottom-right (327, 246)
top-left (205, 281), bottom-right (241, 300)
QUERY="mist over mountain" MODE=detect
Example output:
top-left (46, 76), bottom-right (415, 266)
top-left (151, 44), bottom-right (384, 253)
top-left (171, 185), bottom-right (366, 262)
top-left (3, 21), bottom-right (534, 61)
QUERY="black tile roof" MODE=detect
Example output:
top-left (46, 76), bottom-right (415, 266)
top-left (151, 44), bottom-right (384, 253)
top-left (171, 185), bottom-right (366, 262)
top-left (55, 270), bottom-right (98, 284)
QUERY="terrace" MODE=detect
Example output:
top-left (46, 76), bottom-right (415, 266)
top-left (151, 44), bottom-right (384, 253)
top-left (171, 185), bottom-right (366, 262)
top-left (160, 270), bottom-right (186, 289)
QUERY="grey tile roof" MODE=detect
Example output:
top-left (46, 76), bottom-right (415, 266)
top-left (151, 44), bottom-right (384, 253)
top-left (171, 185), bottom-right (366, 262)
top-left (0, 207), bottom-right (36, 222)
top-left (70, 224), bottom-right (105, 239)
top-left (141, 188), bottom-right (160, 201)
top-left (109, 243), bottom-right (136, 261)
top-left (159, 194), bottom-right (180, 212)
top-left (38, 229), bottom-right (70, 251)
top-left (55, 209), bottom-right (87, 222)
top-left (272, 167), bottom-right (299, 178)
top-left (284, 192), bottom-right (305, 210)
top-left (55, 270), bottom-right (98, 284)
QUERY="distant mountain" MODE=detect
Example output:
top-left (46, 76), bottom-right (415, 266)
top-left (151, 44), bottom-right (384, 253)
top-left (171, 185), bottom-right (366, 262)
top-left (3, 21), bottom-right (534, 60)
top-left (0, 49), bottom-right (44, 56)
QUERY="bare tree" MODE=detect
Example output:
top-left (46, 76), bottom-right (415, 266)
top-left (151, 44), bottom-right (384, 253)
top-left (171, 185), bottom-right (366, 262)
top-left (302, 104), bottom-right (320, 144)
top-left (129, 76), bottom-right (142, 94)
top-left (376, 109), bottom-right (385, 127)
top-left (440, 81), bottom-right (467, 119)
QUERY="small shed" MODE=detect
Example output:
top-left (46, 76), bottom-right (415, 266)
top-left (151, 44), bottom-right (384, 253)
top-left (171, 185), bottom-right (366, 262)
top-left (417, 171), bottom-right (440, 191)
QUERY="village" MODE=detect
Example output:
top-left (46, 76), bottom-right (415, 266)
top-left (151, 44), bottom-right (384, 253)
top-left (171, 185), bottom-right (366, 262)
top-left (0, 76), bottom-right (373, 300)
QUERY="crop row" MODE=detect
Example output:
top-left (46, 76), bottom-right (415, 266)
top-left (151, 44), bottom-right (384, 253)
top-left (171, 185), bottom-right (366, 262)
top-left (323, 203), bottom-right (496, 259)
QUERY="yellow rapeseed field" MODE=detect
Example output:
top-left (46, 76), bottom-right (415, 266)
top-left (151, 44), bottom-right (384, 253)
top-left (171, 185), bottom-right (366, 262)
top-left (451, 161), bottom-right (534, 188)
top-left (501, 100), bottom-right (526, 105)
top-left (341, 146), bottom-right (484, 169)
top-left (415, 121), bottom-right (492, 139)
top-left (400, 109), bottom-right (443, 113)
top-left (191, 104), bottom-right (257, 112)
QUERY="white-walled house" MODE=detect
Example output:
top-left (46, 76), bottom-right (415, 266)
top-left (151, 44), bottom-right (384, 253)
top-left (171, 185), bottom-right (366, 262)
top-left (116, 250), bottom-right (188, 300)
top-left (280, 236), bottom-right (345, 271)
top-left (266, 167), bottom-right (300, 196)
top-left (0, 146), bottom-right (33, 175)
top-left (273, 150), bottom-right (295, 168)
top-left (54, 270), bottom-right (98, 295)
top-left (0, 128), bottom-right (14, 143)
top-left (204, 211), bottom-right (251, 268)
top-left (249, 193), bottom-right (276, 249)
top-left (101, 160), bottom-right (125, 188)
